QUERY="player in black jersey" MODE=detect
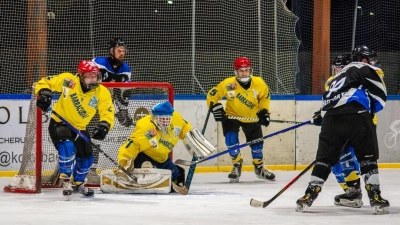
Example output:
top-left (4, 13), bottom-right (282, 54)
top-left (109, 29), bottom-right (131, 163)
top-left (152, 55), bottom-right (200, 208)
top-left (296, 45), bottom-right (389, 215)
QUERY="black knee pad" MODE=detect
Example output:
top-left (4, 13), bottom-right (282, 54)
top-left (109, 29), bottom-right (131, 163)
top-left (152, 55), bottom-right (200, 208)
top-left (48, 118), bottom-right (76, 144)
top-left (74, 130), bottom-right (93, 158)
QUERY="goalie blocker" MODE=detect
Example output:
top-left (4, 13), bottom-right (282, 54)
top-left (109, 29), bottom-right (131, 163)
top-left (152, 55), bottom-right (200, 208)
top-left (183, 128), bottom-right (216, 158)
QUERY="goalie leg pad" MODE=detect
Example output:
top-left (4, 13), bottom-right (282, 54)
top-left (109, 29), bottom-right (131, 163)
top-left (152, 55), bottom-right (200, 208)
top-left (100, 169), bottom-right (171, 194)
top-left (183, 128), bottom-right (216, 158)
top-left (134, 153), bottom-right (180, 180)
top-left (72, 155), bottom-right (94, 184)
top-left (56, 140), bottom-right (76, 178)
top-left (225, 132), bottom-right (240, 159)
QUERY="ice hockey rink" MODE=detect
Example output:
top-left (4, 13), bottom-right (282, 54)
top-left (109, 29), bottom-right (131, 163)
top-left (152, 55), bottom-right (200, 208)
top-left (1, 170), bottom-right (399, 225)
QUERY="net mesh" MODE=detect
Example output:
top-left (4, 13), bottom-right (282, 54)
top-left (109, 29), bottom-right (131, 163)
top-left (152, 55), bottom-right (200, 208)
top-left (1, 0), bottom-right (299, 95)
top-left (5, 83), bottom-right (173, 193)
top-left (293, 0), bottom-right (400, 94)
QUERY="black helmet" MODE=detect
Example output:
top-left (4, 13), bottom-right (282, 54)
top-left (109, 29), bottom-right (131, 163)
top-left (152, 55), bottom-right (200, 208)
top-left (108, 38), bottom-right (126, 49)
top-left (333, 54), bottom-right (352, 67)
top-left (351, 45), bottom-right (378, 64)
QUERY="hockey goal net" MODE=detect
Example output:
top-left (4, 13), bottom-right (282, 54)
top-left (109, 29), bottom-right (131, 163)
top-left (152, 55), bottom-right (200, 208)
top-left (4, 82), bottom-right (174, 193)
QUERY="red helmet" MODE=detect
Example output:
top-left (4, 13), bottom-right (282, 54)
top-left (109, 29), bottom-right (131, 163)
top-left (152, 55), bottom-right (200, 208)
top-left (77, 60), bottom-right (100, 74)
top-left (233, 57), bottom-right (252, 70)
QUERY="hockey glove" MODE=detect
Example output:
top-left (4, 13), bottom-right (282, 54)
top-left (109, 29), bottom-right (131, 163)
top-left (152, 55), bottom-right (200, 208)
top-left (36, 88), bottom-right (52, 112)
top-left (256, 108), bottom-right (270, 127)
top-left (312, 110), bottom-right (322, 126)
top-left (115, 109), bottom-right (134, 127)
top-left (211, 103), bottom-right (226, 122)
top-left (92, 121), bottom-right (110, 140)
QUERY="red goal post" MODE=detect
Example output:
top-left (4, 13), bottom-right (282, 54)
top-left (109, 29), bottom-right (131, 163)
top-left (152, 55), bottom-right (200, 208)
top-left (4, 82), bottom-right (174, 193)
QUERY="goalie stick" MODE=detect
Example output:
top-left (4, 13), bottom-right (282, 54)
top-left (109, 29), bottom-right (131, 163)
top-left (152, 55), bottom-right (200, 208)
top-left (49, 107), bottom-right (138, 183)
top-left (250, 160), bottom-right (316, 208)
top-left (227, 116), bottom-right (310, 125)
top-left (183, 102), bottom-right (213, 194)
top-left (175, 120), bottom-right (311, 166)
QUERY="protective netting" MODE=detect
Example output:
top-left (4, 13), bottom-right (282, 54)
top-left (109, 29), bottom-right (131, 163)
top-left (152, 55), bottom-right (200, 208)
top-left (293, 0), bottom-right (400, 94)
top-left (0, 0), bottom-right (299, 95)
top-left (4, 83), bottom-right (173, 193)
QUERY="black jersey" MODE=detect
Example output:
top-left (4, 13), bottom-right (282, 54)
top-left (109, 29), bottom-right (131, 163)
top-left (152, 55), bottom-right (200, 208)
top-left (321, 62), bottom-right (386, 117)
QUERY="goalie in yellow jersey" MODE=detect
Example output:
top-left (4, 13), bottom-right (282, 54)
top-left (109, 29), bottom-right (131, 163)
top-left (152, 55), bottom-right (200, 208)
top-left (114, 101), bottom-right (215, 193)
top-left (35, 60), bottom-right (115, 197)
top-left (207, 57), bottom-right (275, 183)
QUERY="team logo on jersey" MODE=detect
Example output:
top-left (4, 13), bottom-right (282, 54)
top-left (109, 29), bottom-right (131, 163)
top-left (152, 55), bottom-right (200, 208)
top-left (145, 128), bottom-right (157, 140)
top-left (174, 126), bottom-right (181, 138)
top-left (62, 78), bottom-right (76, 89)
top-left (149, 138), bottom-right (158, 148)
top-left (88, 96), bottom-right (98, 108)
top-left (226, 83), bottom-right (237, 91)
top-left (227, 91), bottom-right (235, 99)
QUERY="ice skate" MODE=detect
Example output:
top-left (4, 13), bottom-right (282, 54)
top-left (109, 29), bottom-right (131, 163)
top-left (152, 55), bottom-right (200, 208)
top-left (296, 184), bottom-right (321, 212)
top-left (334, 187), bottom-right (363, 208)
top-left (254, 163), bottom-right (275, 181)
top-left (228, 159), bottom-right (243, 183)
top-left (63, 180), bottom-right (94, 198)
top-left (366, 184), bottom-right (390, 215)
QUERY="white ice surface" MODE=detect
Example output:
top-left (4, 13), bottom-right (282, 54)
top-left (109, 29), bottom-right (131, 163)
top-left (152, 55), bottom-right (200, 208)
top-left (1, 170), bottom-right (400, 225)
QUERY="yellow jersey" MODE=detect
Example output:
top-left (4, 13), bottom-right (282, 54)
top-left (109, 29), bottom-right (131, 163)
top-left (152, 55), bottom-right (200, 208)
top-left (35, 72), bottom-right (115, 130)
top-left (206, 76), bottom-right (270, 122)
top-left (118, 111), bottom-right (192, 164)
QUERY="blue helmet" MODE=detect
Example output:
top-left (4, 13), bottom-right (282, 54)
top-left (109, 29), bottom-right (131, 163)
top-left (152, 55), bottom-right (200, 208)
top-left (151, 101), bottom-right (174, 116)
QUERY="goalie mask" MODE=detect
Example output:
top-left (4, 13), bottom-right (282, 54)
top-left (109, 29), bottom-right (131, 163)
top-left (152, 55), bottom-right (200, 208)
top-left (151, 101), bottom-right (174, 133)
top-left (77, 60), bottom-right (101, 90)
top-left (234, 57), bottom-right (252, 84)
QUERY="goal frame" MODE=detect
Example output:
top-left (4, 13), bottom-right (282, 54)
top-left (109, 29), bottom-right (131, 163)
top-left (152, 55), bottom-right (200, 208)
top-left (4, 82), bottom-right (174, 194)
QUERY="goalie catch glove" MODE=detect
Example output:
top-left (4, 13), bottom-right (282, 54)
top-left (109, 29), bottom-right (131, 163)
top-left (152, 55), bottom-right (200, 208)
top-left (92, 121), bottom-right (110, 140)
top-left (211, 103), bottom-right (226, 122)
top-left (312, 110), bottom-right (322, 126)
top-left (36, 88), bottom-right (52, 112)
top-left (256, 108), bottom-right (270, 127)
top-left (115, 109), bottom-right (134, 127)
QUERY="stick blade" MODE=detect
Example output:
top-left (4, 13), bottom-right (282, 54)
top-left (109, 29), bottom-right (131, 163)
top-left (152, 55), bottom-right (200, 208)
top-left (250, 198), bottom-right (268, 208)
top-left (174, 159), bottom-right (195, 166)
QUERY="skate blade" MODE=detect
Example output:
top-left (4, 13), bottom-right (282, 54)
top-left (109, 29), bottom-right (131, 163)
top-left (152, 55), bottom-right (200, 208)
top-left (373, 206), bottom-right (389, 215)
top-left (295, 203), bottom-right (308, 213)
top-left (229, 178), bottom-right (239, 183)
top-left (256, 175), bottom-right (275, 181)
top-left (339, 199), bottom-right (363, 208)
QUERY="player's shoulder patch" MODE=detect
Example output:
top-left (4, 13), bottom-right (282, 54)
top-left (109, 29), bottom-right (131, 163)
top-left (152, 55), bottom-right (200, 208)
top-left (225, 82), bottom-right (237, 91)
top-left (144, 128), bottom-right (157, 140)
top-left (62, 77), bottom-right (76, 89)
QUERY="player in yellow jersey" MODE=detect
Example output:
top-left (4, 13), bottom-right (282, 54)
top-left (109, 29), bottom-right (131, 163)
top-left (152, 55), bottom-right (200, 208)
top-left (117, 101), bottom-right (215, 191)
top-left (35, 60), bottom-right (115, 197)
top-left (207, 57), bottom-right (275, 183)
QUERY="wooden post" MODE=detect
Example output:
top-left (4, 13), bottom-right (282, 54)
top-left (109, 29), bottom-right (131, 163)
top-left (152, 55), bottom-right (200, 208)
top-left (27, 0), bottom-right (47, 91)
top-left (312, 0), bottom-right (331, 94)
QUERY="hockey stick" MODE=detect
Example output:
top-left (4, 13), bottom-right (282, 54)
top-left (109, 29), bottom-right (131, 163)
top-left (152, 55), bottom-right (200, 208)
top-left (175, 120), bottom-right (311, 166)
top-left (183, 102), bottom-right (213, 193)
top-left (227, 116), bottom-right (309, 125)
top-left (249, 160), bottom-right (316, 208)
top-left (49, 108), bottom-right (138, 183)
